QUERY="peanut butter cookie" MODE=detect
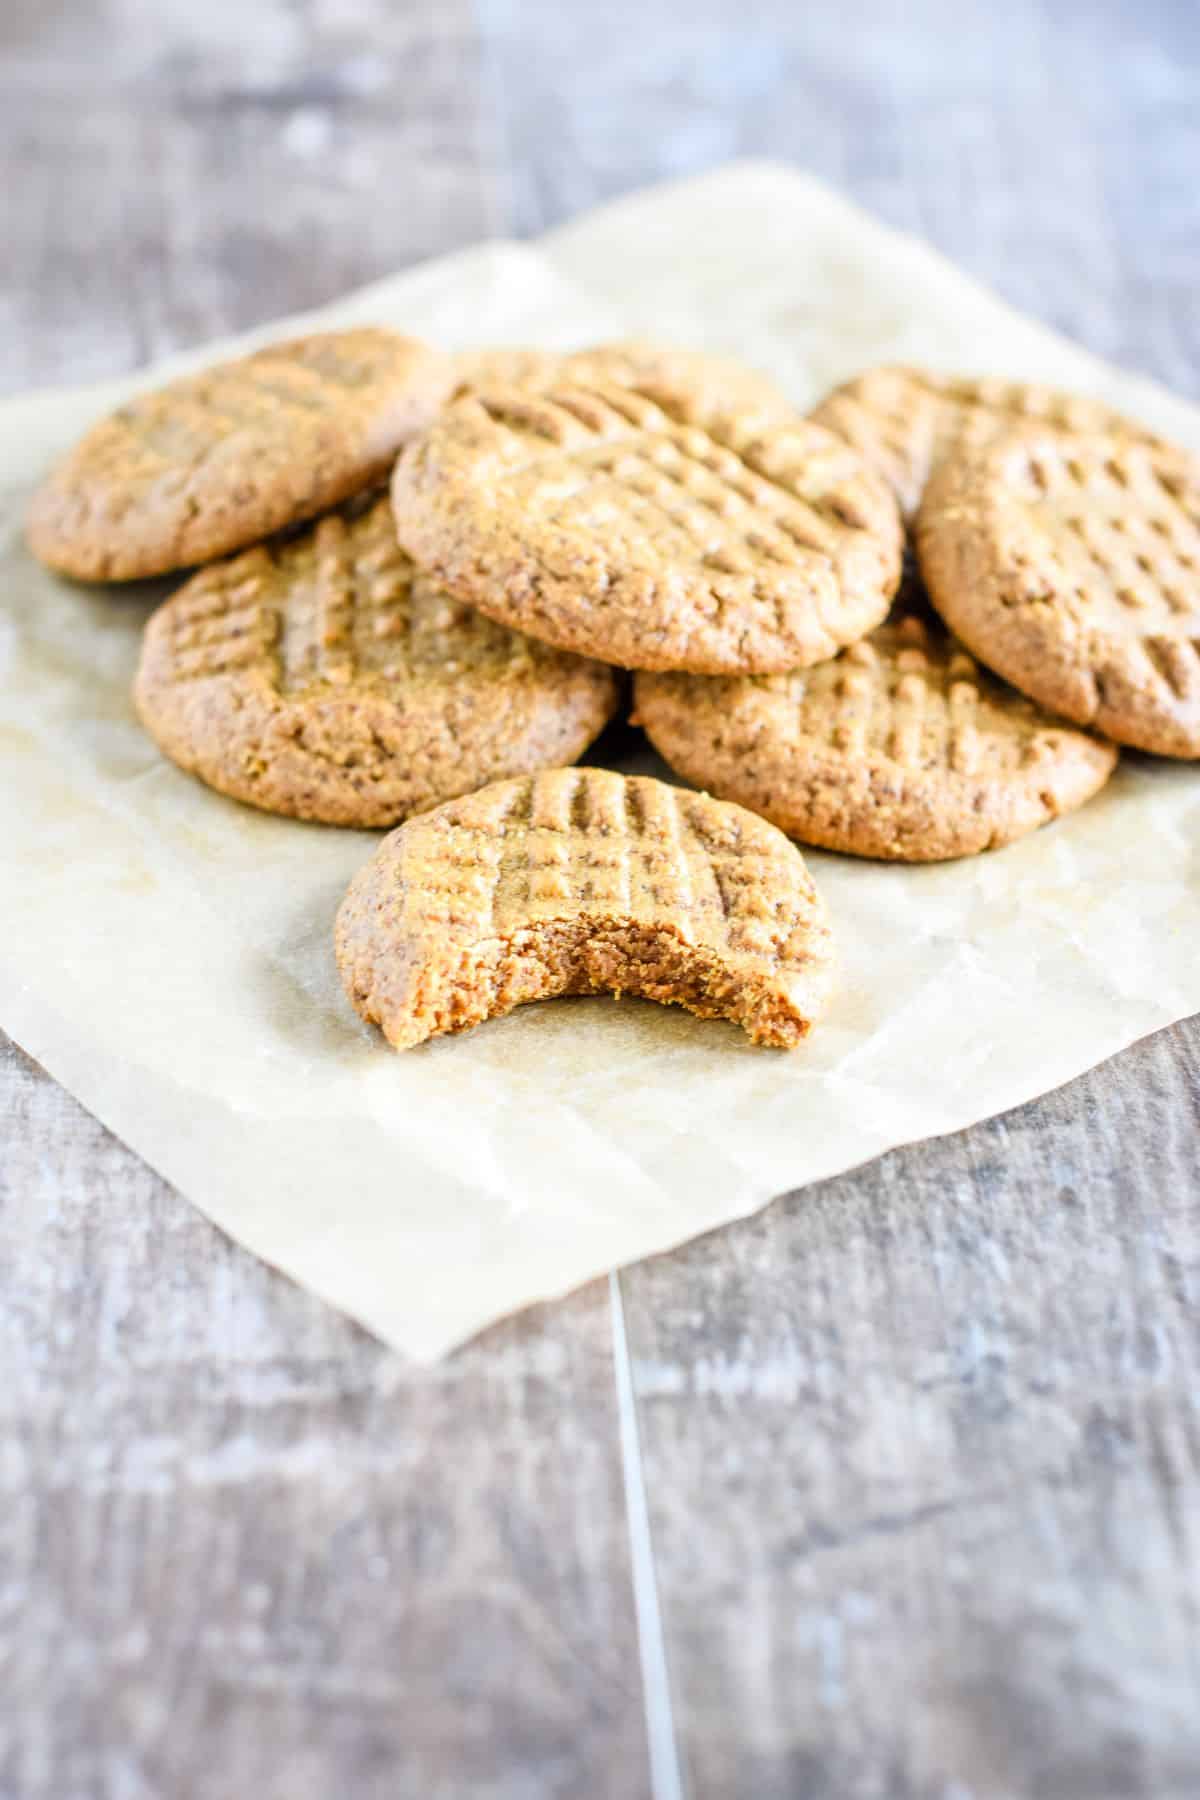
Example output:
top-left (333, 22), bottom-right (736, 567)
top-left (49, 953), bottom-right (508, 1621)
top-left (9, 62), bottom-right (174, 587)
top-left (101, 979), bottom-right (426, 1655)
top-left (566, 342), bottom-right (803, 430)
top-left (917, 430), bottom-right (1200, 757)
top-left (452, 347), bottom-right (567, 394)
top-left (335, 767), bottom-right (835, 1048)
top-left (29, 328), bottom-right (453, 581)
top-left (135, 495), bottom-right (618, 827)
top-left (392, 371), bottom-right (902, 674)
top-left (812, 365), bottom-right (1160, 521)
top-left (453, 341), bottom-right (800, 429)
top-left (635, 608), bottom-right (1118, 861)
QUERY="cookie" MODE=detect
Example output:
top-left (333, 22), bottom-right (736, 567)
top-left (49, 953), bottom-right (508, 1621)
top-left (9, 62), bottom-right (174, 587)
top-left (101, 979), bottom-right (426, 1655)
top-left (635, 608), bottom-right (1118, 861)
top-left (917, 430), bottom-right (1200, 757)
top-left (453, 341), bottom-right (799, 429)
top-left (392, 370), bottom-right (903, 673)
top-left (452, 347), bottom-right (568, 395)
top-left (811, 365), bottom-right (1160, 521)
top-left (28, 328), bottom-right (454, 582)
top-left (335, 767), bottom-right (835, 1049)
top-left (565, 341), bottom-right (803, 430)
top-left (134, 494), bottom-right (618, 827)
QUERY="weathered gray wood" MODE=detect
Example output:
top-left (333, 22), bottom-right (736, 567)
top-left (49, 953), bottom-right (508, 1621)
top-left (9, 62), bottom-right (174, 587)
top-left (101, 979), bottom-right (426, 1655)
top-left (4, 0), bottom-right (1200, 1796)
top-left (0, 4), bottom-right (649, 1796)
top-left (623, 1017), bottom-right (1200, 1798)
top-left (0, 0), bottom-right (497, 395)
top-left (487, 0), bottom-right (1200, 405)
top-left (0, 1032), bottom-right (649, 1800)
top-left (482, 1), bottom-right (1200, 1793)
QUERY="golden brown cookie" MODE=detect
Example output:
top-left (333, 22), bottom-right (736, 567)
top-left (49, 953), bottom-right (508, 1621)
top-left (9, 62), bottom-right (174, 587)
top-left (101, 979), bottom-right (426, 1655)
top-left (566, 341), bottom-right (802, 430)
top-left (452, 347), bottom-right (567, 394)
top-left (635, 609), bottom-right (1118, 861)
top-left (811, 365), bottom-right (1160, 521)
top-left (29, 328), bottom-right (454, 582)
top-left (392, 372), bottom-right (903, 674)
top-left (335, 767), bottom-right (835, 1049)
top-left (453, 341), bottom-right (799, 429)
top-left (134, 494), bottom-right (618, 827)
top-left (917, 430), bottom-right (1200, 758)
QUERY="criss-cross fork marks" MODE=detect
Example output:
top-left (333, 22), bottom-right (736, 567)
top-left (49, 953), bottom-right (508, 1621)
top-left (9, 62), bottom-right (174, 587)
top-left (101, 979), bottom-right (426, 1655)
top-left (814, 374), bottom-right (947, 506)
top-left (480, 380), bottom-right (888, 578)
top-left (302, 506), bottom-right (415, 689)
top-left (1005, 440), bottom-right (1200, 699)
top-left (923, 372), bottom-right (1150, 439)
top-left (405, 770), bottom-right (820, 969)
top-left (157, 498), bottom-right (507, 695)
top-left (155, 521), bottom-right (398, 695)
top-left (777, 618), bottom-right (1058, 777)
top-left (1140, 634), bottom-right (1200, 701)
top-left (340, 770), bottom-right (836, 1050)
top-left (115, 333), bottom-right (417, 471)
top-left (826, 641), bottom-right (983, 776)
top-left (815, 367), bottom-right (1161, 519)
top-left (584, 435), bottom-right (837, 571)
top-left (122, 366), bottom-right (343, 467)
top-left (284, 499), bottom-right (553, 692)
top-left (161, 554), bottom-right (281, 683)
top-left (824, 366), bottom-right (1155, 451)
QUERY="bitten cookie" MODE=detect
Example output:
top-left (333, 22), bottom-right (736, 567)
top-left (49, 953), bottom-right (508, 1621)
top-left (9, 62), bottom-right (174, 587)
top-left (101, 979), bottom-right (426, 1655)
top-left (134, 494), bottom-right (618, 827)
top-left (811, 365), bottom-right (1161, 521)
top-left (917, 430), bottom-right (1200, 757)
top-left (335, 767), bottom-right (835, 1048)
top-left (29, 328), bottom-right (454, 581)
top-left (635, 609), bottom-right (1118, 861)
top-left (392, 365), bottom-right (903, 674)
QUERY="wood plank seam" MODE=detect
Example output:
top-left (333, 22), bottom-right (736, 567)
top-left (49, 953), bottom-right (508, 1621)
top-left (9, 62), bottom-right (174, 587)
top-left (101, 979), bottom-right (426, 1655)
top-left (610, 1271), bottom-right (686, 1800)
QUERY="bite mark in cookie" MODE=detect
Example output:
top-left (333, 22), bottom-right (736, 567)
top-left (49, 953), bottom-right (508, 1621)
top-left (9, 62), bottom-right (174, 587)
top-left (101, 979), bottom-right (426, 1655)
top-left (335, 767), bottom-right (835, 1048)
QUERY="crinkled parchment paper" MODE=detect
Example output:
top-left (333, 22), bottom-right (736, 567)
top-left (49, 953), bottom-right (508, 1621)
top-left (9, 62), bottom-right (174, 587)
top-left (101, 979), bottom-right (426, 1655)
top-left (2, 163), bottom-right (1198, 1359)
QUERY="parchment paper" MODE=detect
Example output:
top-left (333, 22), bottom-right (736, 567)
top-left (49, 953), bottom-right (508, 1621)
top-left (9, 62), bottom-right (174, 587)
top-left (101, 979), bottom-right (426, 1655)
top-left (2, 162), bottom-right (1198, 1361)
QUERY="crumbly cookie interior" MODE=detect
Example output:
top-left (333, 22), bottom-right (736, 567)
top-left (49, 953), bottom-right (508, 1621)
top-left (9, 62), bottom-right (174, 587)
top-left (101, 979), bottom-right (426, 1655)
top-left (349, 917), bottom-right (818, 1050)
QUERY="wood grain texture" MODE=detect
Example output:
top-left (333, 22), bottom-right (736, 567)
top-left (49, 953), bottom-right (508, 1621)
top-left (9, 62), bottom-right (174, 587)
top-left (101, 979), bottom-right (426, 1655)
top-left (0, 1031), bottom-right (649, 1800)
top-left (483, 0), bottom-right (1200, 404)
top-left (624, 1021), bottom-right (1200, 1798)
top-left (0, 0), bottom-right (498, 394)
top-left (3, 0), bottom-right (1200, 1796)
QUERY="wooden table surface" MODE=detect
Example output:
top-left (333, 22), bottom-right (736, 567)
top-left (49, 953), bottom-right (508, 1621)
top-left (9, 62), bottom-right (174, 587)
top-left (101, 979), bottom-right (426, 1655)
top-left (3, 3), bottom-right (1199, 1796)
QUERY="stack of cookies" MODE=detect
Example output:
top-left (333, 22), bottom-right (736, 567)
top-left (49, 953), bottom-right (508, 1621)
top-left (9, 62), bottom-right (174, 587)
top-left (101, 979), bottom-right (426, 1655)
top-left (28, 331), bottom-right (1200, 1050)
